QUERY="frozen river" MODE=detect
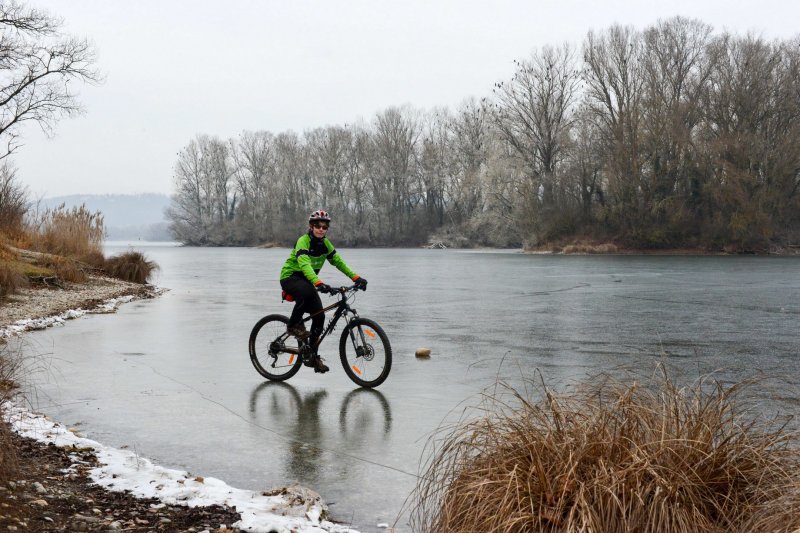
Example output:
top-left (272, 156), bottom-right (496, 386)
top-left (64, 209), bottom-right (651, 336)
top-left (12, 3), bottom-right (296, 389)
top-left (17, 245), bottom-right (800, 531)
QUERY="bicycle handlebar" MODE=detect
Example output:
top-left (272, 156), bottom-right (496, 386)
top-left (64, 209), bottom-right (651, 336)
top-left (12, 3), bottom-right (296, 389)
top-left (321, 284), bottom-right (363, 295)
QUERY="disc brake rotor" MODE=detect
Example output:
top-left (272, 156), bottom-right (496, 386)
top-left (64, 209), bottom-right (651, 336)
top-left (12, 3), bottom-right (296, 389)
top-left (356, 343), bottom-right (375, 361)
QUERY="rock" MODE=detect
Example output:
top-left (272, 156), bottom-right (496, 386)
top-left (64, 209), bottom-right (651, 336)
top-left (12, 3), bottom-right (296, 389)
top-left (30, 499), bottom-right (48, 507)
top-left (32, 481), bottom-right (47, 494)
top-left (415, 347), bottom-right (431, 357)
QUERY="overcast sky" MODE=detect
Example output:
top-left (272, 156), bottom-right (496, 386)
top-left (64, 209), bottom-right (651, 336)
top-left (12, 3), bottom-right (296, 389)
top-left (12, 0), bottom-right (799, 198)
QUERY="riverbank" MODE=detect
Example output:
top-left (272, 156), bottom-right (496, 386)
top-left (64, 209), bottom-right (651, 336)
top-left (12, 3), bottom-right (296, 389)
top-left (0, 274), bottom-right (157, 335)
top-left (0, 277), bottom-right (358, 533)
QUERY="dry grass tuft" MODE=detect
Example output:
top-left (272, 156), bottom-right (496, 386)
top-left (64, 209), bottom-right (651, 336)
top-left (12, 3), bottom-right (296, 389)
top-left (411, 370), bottom-right (800, 533)
top-left (77, 250), bottom-right (107, 271)
top-left (36, 256), bottom-right (87, 283)
top-left (104, 251), bottom-right (158, 284)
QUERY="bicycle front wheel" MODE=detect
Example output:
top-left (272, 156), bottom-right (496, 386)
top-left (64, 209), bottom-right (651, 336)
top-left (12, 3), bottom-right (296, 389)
top-left (249, 314), bottom-right (303, 381)
top-left (339, 317), bottom-right (392, 388)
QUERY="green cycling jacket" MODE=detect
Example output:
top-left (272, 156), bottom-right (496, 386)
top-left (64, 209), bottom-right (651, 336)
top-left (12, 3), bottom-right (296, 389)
top-left (279, 232), bottom-right (358, 285)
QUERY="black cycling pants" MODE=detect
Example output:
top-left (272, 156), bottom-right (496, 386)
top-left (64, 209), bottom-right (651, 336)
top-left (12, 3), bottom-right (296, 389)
top-left (280, 275), bottom-right (324, 338)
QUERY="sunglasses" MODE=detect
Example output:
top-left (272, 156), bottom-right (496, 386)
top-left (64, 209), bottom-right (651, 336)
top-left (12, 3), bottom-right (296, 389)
top-left (312, 223), bottom-right (329, 230)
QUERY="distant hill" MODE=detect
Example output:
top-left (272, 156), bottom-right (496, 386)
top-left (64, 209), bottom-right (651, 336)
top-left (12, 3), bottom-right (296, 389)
top-left (41, 193), bottom-right (173, 241)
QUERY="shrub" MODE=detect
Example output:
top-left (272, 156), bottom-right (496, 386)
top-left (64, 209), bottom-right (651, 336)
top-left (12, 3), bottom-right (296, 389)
top-left (104, 251), bottom-right (158, 284)
top-left (0, 262), bottom-right (28, 299)
top-left (411, 370), bottom-right (800, 533)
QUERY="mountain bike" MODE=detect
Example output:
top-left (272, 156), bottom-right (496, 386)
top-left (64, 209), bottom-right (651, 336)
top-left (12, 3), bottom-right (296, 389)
top-left (249, 284), bottom-right (392, 388)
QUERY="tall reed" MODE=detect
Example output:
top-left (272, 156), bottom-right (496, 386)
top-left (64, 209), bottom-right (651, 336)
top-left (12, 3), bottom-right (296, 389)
top-left (26, 203), bottom-right (104, 260)
top-left (411, 370), bottom-right (800, 532)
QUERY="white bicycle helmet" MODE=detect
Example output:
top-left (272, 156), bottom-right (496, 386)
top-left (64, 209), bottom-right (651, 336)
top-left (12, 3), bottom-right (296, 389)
top-left (309, 209), bottom-right (331, 223)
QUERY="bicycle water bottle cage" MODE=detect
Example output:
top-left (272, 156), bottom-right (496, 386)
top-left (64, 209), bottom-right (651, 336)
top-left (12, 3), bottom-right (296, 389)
top-left (281, 290), bottom-right (295, 302)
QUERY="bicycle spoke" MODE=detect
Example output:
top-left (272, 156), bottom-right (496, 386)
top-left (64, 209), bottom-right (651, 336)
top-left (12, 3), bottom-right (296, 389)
top-left (250, 315), bottom-right (303, 381)
top-left (340, 319), bottom-right (391, 388)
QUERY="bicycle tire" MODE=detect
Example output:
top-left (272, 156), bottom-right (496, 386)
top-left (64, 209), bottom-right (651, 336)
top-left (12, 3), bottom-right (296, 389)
top-left (249, 314), bottom-right (303, 381)
top-left (339, 317), bottom-right (392, 388)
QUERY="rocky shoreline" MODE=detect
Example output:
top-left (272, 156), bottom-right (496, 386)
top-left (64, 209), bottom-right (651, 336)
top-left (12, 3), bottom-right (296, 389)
top-left (0, 275), bottom-right (158, 335)
top-left (1, 430), bottom-right (242, 532)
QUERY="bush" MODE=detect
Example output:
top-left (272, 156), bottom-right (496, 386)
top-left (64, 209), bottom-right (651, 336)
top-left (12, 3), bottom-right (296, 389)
top-left (104, 251), bottom-right (158, 284)
top-left (0, 262), bottom-right (28, 299)
top-left (411, 370), bottom-right (800, 532)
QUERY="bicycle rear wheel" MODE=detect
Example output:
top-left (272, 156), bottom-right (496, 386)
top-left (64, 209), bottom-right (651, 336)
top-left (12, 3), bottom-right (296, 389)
top-left (339, 317), bottom-right (391, 388)
top-left (249, 314), bottom-right (303, 381)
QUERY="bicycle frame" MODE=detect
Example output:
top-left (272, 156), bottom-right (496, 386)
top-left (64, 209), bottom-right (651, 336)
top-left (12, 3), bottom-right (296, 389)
top-left (291, 288), bottom-right (359, 352)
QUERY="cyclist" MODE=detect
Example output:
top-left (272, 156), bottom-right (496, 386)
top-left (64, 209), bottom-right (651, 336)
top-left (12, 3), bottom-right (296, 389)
top-left (279, 209), bottom-right (368, 373)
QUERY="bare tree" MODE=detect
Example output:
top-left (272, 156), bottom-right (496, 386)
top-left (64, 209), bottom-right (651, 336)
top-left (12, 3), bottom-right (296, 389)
top-left (305, 125), bottom-right (352, 221)
top-left (564, 106), bottom-right (604, 222)
top-left (583, 24), bottom-right (646, 233)
top-left (0, 0), bottom-right (100, 159)
top-left (491, 44), bottom-right (579, 240)
top-left (167, 138), bottom-right (207, 244)
top-left (341, 122), bottom-right (373, 242)
top-left (0, 160), bottom-right (26, 232)
top-left (167, 135), bottom-right (235, 244)
top-left (230, 130), bottom-right (278, 243)
top-left (419, 107), bottom-right (451, 227)
top-left (447, 98), bottom-right (489, 223)
top-left (640, 17), bottom-right (714, 232)
top-left (699, 33), bottom-right (800, 249)
top-left (371, 106), bottom-right (421, 242)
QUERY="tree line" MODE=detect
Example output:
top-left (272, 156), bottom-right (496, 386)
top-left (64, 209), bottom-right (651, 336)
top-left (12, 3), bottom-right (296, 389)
top-left (167, 17), bottom-right (800, 251)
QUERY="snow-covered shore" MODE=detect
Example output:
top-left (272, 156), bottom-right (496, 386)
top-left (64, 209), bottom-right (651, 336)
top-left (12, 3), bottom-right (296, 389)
top-left (5, 405), bottom-right (357, 533)
top-left (0, 274), bottom-right (154, 337)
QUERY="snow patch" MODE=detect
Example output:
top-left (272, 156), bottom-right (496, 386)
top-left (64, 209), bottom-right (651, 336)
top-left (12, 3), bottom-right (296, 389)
top-left (0, 294), bottom-right (146, 339)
